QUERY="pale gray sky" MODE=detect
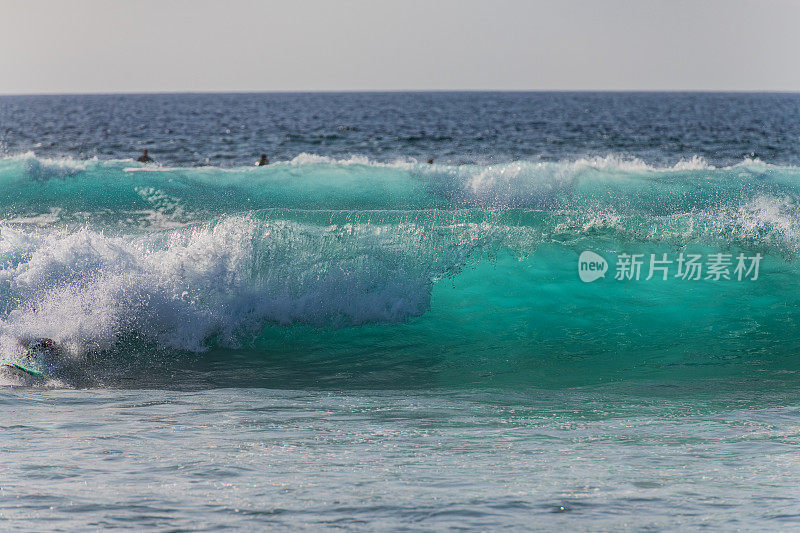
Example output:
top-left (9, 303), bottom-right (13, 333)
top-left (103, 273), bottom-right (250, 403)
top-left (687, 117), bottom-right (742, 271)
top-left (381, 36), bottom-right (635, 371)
top-left (2, 0), bottom-right (799, 94)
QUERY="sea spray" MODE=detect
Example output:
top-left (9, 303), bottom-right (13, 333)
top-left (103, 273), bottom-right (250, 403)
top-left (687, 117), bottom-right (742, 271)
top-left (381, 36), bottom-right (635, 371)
top-left (0, 154), bottom-right (799, 386)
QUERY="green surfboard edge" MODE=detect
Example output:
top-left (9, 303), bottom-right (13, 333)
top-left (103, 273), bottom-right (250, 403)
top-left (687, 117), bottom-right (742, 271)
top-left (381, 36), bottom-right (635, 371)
top-left (0, 360), bottom-right (44, 377)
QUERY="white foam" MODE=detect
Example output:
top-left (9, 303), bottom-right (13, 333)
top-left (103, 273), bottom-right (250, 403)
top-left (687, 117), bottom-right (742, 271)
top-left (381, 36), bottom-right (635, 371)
top-left (1, 151), bottom-right (793, 174)
top-left (1, 151), bottom-right (96, 176)
top-left (732, 195), bottom-right (800, 250)
top-left (0, 216), bottom-right (465, 357)
top-left (566, 154), bottom-right (714, 172)
top-left (6, 208), bottom-right (63, 226)
top-left (286, 152), bottom-right (422, 168)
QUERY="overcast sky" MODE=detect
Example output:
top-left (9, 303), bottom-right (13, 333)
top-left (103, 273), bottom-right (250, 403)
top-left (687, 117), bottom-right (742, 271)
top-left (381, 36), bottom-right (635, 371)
top-left (2, 0), bottom-right (799, 94)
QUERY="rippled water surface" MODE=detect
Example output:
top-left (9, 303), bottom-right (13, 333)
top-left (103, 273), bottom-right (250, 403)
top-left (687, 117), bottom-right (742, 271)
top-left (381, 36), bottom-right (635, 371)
top-left (5, 385), bottom-right (800, 531)
top-left (2, 92), bottom-right (800, 530)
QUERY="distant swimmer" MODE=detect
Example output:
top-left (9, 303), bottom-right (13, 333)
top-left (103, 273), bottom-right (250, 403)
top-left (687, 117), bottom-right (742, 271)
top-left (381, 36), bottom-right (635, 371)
top-left (137, 149), bottom-right (153, 163)
top-left (255, 154), bottom-right (269, 166)
top-left (427, 158), bottom-right (434, 164)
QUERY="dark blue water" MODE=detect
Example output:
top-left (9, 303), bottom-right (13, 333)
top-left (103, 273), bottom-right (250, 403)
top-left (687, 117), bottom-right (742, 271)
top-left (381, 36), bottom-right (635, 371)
top-left (3, 92), bottom-right (800, 166)
top-left (2, 92), bottom-right (800, 530)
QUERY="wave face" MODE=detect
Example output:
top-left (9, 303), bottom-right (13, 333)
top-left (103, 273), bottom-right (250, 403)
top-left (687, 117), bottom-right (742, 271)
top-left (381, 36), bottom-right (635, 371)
top-left (2, 154), bottom-right (800, 387)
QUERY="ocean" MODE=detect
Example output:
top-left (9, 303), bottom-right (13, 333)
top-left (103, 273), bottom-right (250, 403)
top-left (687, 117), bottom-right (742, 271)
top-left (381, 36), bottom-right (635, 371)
top-left (2, 92), bottom-right (800, 530)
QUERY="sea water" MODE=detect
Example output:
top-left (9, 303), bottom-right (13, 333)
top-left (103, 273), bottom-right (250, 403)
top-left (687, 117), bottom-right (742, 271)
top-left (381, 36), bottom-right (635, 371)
top-left (2, 92), bottom-right (800, 530)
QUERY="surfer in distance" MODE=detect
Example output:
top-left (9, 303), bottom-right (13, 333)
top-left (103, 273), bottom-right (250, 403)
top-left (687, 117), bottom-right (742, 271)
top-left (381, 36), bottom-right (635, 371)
top-left (255, 154), bottom-right (269, 166)
top-left (137, 149), bottom-right (153, 163)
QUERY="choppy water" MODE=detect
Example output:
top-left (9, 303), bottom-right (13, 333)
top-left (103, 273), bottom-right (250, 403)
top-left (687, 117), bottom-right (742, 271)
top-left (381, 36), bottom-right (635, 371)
top-left (2, 92), bottom-right (800, 530)
top-left (5, 386), bottom-right (800, 531)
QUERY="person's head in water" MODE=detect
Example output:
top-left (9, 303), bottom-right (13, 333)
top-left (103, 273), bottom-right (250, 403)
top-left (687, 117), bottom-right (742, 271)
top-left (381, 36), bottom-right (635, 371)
top-left (256, 154), bottom-right (269, 166)
top-left (427, 158), bottom-right (434, 164)
top-left (137, 149), bottom-right (153, 163)
top-left (19, 337), bottom-right (62, 365)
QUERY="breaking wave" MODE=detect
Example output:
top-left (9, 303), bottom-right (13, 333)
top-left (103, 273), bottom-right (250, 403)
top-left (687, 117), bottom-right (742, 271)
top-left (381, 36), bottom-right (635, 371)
top-left (2, 153), bottom-right (800, 387)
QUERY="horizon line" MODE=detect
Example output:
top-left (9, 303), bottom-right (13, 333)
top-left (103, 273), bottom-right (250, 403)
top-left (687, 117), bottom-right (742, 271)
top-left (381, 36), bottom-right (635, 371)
top-left (2, 89), bottom-right (800, 97)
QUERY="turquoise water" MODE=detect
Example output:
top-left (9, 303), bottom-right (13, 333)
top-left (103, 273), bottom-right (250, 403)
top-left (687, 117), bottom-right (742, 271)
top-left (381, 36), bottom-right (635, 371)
top-left (3, 92), bottom-right (800, 529)
top-left (0, 155), bottom-right (798, 388)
